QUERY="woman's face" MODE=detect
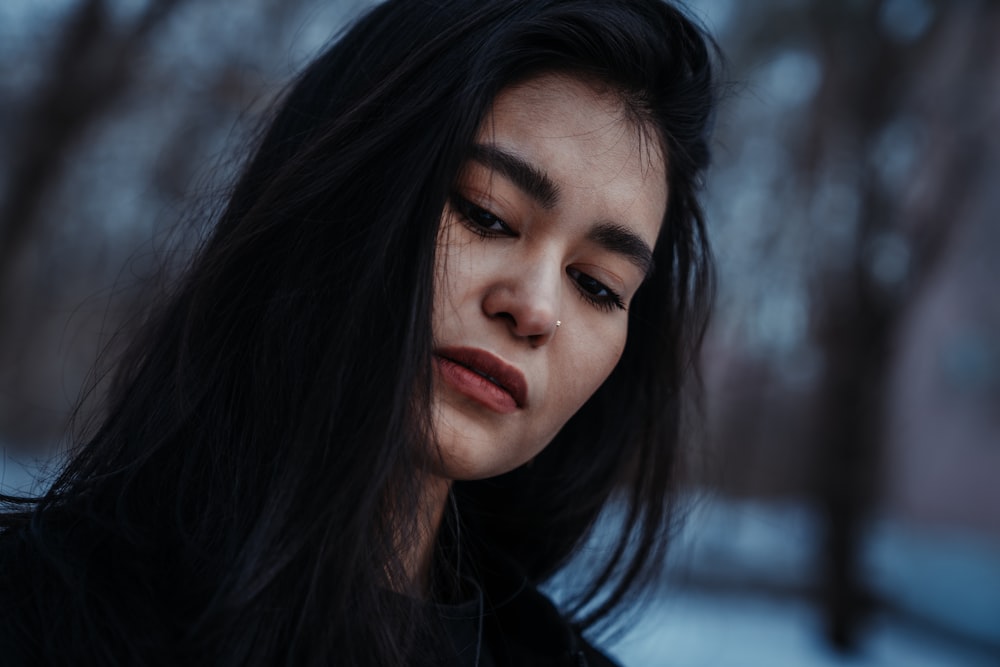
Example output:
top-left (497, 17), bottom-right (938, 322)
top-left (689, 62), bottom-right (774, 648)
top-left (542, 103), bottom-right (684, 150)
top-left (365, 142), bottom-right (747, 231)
top-left (430, 73), bottom-right (667, 481)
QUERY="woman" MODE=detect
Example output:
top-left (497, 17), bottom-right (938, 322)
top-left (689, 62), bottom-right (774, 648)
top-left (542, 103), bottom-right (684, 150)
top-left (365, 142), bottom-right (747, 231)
top-left (0, 0), bottom-right (719, 664)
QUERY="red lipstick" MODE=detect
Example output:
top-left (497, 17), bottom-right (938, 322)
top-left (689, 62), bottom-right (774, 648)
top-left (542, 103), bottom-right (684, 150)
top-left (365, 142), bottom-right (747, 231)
top-left (434, 347), bottom-right (528, 414)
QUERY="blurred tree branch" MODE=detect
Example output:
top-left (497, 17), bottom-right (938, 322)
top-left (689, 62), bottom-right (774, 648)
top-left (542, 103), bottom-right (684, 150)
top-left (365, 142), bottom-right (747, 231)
top-left (0, 0), bottom-right (186, 284)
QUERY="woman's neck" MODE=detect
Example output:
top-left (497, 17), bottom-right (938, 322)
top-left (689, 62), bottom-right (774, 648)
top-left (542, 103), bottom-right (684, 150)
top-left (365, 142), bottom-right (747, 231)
top-left (394, 474), bottom-right (452, 596)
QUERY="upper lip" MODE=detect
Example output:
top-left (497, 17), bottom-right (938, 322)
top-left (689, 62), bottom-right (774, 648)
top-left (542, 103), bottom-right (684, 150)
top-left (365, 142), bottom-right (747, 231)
top-left (435, 346), bottom-right (528, 408)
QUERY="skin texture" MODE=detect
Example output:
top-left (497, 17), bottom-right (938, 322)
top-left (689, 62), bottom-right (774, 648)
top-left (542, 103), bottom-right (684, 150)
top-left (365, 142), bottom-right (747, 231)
top-left (430, 74), bottom-right (668, 485)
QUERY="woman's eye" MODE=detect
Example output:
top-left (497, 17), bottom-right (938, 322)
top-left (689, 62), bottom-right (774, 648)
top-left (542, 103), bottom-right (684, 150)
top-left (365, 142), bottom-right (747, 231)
top-left (451, 195), bottom-right (513, 237)
top-left (567, 267), bottom-right (626, 312)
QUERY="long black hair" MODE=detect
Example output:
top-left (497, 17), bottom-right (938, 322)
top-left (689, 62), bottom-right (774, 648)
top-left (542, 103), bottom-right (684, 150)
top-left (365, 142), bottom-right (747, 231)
top-left (0, 1), bottom-right (719, 664)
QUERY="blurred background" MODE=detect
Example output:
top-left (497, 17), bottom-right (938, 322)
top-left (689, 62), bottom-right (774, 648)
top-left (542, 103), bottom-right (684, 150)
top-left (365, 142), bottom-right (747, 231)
top-left (1, 0), bottom-right (998, 664)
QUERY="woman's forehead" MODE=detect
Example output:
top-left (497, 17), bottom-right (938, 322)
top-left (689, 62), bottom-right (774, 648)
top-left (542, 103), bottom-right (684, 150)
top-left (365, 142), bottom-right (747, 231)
top-left (485, 73), bottom-right (665, 163)
top-left (478, 75), bottom-right (666, 187)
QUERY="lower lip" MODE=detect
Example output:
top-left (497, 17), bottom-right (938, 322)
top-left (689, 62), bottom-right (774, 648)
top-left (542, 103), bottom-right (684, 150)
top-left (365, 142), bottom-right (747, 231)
top-left (435, 356), bottom-right (519, 414)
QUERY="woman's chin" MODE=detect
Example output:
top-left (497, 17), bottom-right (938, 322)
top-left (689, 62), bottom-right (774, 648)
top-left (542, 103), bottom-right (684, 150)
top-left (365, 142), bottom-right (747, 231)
top-left (428, 402), bottom-right (537, 481)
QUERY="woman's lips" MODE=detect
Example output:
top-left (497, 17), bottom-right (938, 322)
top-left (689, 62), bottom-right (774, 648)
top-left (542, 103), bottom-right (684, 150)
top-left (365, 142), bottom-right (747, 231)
top-left (434, 347), bottom-right (528, 414)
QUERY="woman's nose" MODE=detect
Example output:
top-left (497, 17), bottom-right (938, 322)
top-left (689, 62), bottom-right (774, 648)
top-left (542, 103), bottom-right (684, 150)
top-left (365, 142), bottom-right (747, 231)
top-left (481, 262), bottom-right (561, 346)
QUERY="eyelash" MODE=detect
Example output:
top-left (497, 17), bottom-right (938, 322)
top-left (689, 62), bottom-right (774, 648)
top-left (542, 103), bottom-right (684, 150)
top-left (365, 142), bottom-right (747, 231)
top-left (568, 268), bottom-right (626, 312)
top-left (450, 194), bottom-right (627, 313)
top-left (451, 194), bottom-right (513, 238)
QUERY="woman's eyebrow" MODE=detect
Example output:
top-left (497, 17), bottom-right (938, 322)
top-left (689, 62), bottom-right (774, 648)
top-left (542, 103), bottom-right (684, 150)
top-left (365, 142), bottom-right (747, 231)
top-left (470, 143), bottom-right (560, 209)
top-left (469, 143), bottom-right (654, 275)
top-left (588, 222), bottom-right (655, 276)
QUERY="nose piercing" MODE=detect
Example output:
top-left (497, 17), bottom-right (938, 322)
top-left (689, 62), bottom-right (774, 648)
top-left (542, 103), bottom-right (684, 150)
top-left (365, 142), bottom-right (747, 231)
top-left (555, 320), bottom-right (561, 328)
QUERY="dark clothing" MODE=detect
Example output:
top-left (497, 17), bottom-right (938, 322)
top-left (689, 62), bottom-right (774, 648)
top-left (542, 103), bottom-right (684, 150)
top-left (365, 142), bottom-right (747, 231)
top-left (0, 526), bottom-right (619, 666)
top-left (437, 558), bottom-right (619, 667)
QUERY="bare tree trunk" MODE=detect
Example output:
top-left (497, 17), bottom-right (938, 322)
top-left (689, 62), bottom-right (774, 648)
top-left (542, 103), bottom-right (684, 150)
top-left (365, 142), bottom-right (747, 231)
top-left (804, 1), bottom-right (998, 650)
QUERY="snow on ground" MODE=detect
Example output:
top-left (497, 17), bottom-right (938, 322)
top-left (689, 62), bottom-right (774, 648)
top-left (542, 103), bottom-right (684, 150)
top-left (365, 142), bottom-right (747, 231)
top-left (590, 496), bottom-right (1000, 666)
top-left (603, 586), bottom-right (997, 667)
